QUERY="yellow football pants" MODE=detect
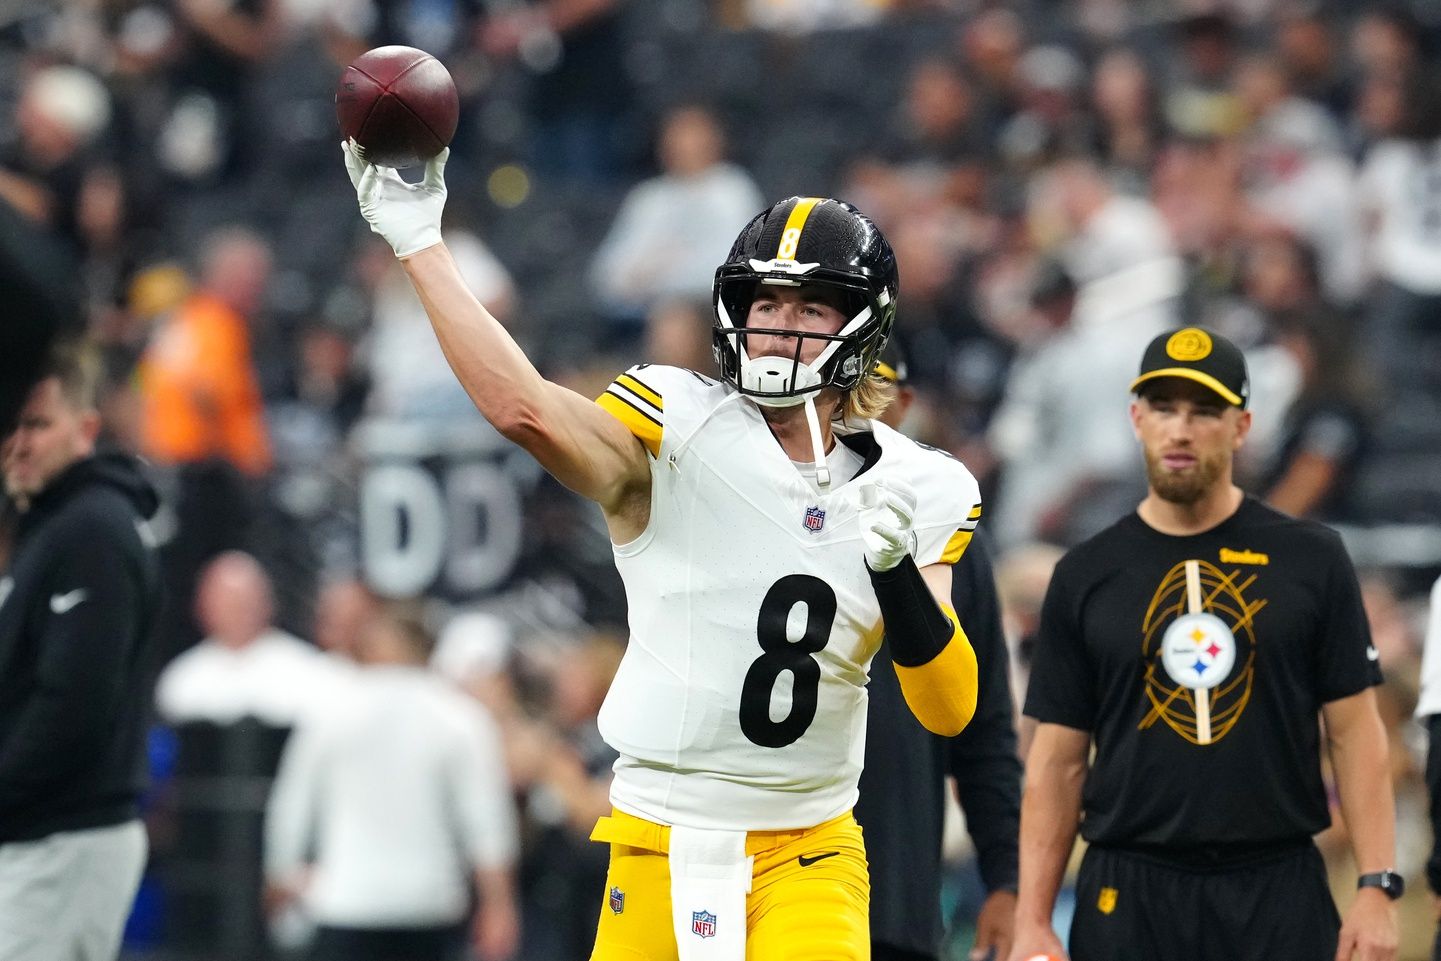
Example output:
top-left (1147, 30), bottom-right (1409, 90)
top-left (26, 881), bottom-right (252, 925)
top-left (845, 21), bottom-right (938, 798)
top-left (588, 808), bottom-right (870, 961)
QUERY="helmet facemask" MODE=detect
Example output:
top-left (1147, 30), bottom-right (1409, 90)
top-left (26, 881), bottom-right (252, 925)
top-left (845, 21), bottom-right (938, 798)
top-left (713, 275), bottom-right (881, 408)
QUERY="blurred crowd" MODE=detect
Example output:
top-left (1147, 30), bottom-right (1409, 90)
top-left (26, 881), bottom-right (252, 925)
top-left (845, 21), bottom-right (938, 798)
top-left (4, 0), bottom-right (1441, 957)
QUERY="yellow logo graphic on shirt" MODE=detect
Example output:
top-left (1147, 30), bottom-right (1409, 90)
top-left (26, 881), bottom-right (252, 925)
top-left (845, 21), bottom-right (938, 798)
top-left (1166, 328), bottom-right (1213, 361)
top-left (1139, 560), bottom-right (1269, 745)
top-left (1219, 548), bottom-right (1269, 565)
top-left (1098, 887), bottom-right (1118, 915)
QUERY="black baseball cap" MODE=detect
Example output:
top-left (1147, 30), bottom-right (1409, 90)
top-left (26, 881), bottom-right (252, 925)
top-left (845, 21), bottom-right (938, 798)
top-left (1130, 327), bottom-right (1249, 408)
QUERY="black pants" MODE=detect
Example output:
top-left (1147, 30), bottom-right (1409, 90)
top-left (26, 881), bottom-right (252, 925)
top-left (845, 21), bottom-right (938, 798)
top-left (309, 924), bottom-right (466, 961)
top-left (1070, 842), bottom-right (1339, 961)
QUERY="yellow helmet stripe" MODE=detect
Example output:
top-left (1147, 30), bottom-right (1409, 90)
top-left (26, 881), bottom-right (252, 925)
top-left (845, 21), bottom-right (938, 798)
top-left (776, 197), bottom-right (824, 260)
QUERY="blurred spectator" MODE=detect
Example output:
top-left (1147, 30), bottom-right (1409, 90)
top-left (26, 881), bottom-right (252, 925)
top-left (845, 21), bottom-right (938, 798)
top-left (1354, 63), bottom-right (1410, 152)
top-left (959, 8), bottom-right (1026, 133)
top-left (155, 0), bottom-right (283, 180)
top-left (139, 226), bottom-right (274, 655)
top-left (588, 105), bottom-right (763, 335)
top-left (1258, 311), bottom-right (1370, 524)
top-left (0, 64), bottom-right (112, 246)
top-left (998, 44), bottom-right (1089, 170)
top-left (872, 59), bottom-right (989, 171)
top-left (155, 551), bottom-right (340, 726)
top-left (265, 611), bottom-right (520, 961)
top-left (1088, 47), bottom-right (1164, 186)
top-left (1357, 64), bottom-right (1441, 396)
top-left (1235, 54), bottom-right (1365, 305)
top-left (312, 576), bottom-right (382, 661)
top-left (478, 0), bottom-right (634, 184)
top-left (138, 225), bottom-right (273, 475)
top-left (431, 610), bottom-right (513, 707)
top-left (364, 230), bottom-right (513, 422)
top-left (1164, 11), bottom-right (1245, 141)
top-left (1352, 6), bottom-right (1423, 80)
top-left (283, 322), bottom-right (370, 439)
top-left (1039, 156), bottom-right (1180, 328)
top-left (1275, 6), bottom-right (1351, 121)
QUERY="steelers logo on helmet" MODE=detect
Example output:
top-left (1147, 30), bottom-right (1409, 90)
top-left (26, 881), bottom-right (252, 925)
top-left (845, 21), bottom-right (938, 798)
top-left (712, 197), bottom-right (898, 408)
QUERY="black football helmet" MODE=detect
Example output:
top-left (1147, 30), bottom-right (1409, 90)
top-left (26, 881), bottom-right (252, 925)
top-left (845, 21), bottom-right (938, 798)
top-left (712, 197), bottom-right (899, 407)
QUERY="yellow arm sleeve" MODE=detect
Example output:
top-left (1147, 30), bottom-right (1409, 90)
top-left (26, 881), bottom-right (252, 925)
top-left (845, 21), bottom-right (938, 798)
top-left (893, 606), bottom-right (979, 737)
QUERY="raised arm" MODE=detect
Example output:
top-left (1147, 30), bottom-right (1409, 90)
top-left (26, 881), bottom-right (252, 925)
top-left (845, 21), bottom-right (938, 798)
top-left (862, 479), bottom-right (979, 737)
top-left (343, 145), bottom-right (650, 533)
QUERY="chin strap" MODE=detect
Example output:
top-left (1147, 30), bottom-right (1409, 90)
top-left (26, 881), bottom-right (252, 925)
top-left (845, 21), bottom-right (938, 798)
top-left (803, 395), bottom-right (830, 491)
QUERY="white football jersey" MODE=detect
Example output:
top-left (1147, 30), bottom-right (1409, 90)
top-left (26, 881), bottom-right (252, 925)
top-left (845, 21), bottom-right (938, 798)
top-left (594, 365), bottom-right (982, 830)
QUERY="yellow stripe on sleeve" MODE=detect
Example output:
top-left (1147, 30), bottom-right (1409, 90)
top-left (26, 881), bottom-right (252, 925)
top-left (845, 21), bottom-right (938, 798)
top-left (616, 373), bottom-right (663, 411)
top-left (596, 392), bottom-right (662, 458)
top-left (939, 529), bottom-right (974, 565)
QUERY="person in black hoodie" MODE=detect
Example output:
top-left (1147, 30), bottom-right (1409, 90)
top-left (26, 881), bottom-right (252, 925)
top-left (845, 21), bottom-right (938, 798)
top-left (0, 339), bottom-right (162, 961)
top-left (857, 338), bottom-right (1021, 961)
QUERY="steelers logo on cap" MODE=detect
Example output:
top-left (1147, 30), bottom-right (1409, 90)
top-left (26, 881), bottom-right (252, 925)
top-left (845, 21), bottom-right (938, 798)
top-left (1160, 612), bottom-right (1236, 691)
top-left (1166, 328), bottom-right (1213, 362)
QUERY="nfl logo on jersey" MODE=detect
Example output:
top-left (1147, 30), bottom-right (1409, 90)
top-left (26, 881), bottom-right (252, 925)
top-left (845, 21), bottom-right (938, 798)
top-left (691, 910), bottom-right (717, 939)
top-left (803, 505), bottom-right (826, 532)
top-left (609, 886), bottom-right (624, 915)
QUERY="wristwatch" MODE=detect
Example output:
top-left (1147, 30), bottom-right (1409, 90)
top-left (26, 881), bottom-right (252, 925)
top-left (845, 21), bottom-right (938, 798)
top-left (1357, 870), bottom-right (1405, 900)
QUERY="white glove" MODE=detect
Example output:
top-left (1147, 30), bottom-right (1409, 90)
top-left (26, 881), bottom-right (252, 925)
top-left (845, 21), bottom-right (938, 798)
top-left (858, 479), bottom-right (918, 572)
top-left (341, 140), bottom-right (448, 258)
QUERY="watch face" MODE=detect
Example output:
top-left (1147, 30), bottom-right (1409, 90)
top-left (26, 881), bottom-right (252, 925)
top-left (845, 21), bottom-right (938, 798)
top-left (1384, 872), bottom-right (1405, 897)
top-left (1361, 871), bottom-right (1404, 899)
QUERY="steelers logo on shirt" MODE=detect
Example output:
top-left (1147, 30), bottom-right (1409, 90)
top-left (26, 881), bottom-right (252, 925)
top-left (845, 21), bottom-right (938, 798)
top-left (1139, 559), bottom-right (1267, 745)
top-left (1160, 612), bottom-right (1236, 690)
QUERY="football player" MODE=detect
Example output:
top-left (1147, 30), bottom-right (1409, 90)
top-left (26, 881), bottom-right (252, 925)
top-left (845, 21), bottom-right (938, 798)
top-left (343, 145), bottom-right (983, 961)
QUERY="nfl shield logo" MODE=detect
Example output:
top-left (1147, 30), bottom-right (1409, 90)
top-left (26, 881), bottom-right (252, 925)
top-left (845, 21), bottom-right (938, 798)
top-left (803, 505), bottom-right (826, 532)
top-left (609, 886), bottom-right (624, 915)
top-left (691, 910), bottom-right (717, 939)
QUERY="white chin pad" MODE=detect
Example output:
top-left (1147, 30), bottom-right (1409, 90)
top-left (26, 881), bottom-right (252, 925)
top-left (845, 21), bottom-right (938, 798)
top-left (739, 354), bottom-right (822, 406)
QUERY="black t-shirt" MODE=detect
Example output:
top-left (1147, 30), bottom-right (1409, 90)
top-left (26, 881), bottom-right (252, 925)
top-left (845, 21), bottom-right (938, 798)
top-left (1023, 496), bottom-right (1380, 849)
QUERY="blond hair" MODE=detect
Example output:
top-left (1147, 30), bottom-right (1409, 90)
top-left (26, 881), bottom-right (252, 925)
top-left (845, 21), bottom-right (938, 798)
top-left (840, 373), bottom-right (897, 422)
top-left (44, 338), bottom-right (104, 412)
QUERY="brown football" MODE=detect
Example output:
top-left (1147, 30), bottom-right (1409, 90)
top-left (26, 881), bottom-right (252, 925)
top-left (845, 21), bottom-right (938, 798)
top-left (336, 45), bottom-right (458, 169)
